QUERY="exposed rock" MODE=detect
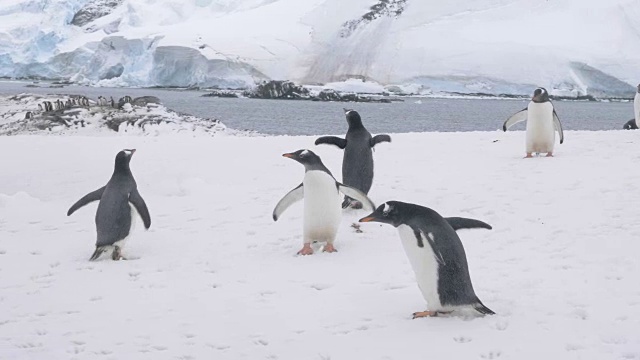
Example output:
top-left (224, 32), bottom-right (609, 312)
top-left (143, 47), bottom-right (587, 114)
top-left (202, 91), bottom-right (239, 98)
top-left (245, 81), bottom-right (310, 99)
top-left (340, 0), bottom-right (407, 38)
top-left (71, 0), bottom-right (124, 27)
top-left (132, 96), bottom-right (161, 106)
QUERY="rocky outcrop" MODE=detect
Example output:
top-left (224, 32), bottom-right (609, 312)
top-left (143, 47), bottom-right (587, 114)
top-left (245, 81), bottom-right (310, 99)
top-left (340, 0), bottom-right (407, 38)
top-left (71, 0), bottom-right (124, 27)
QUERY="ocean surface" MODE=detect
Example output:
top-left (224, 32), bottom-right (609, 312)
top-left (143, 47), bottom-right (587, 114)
top-left (0, 81), bottom-right (634, 135)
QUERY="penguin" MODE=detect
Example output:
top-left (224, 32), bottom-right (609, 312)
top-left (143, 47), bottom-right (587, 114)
top-left (503, 87), bottom-right (564, 158)
top-left (24, 111), bottom-right (33, 119)
top-left (315, 109), bottom-right (391, 208)
top-left (623, 119), bottom-right (638, 130)
top-left (634, 84), bottom-right (640, 127)
top-left (37, 103), bottom-right (43, 112)
top-left (67, 149), bottom-right (151, 261)
top-left (273, 149), bottom-right (375, 255)
top-left (360, 201), bottom-right (495, 318)
top-left (110, 96), bottom-right (115, 108)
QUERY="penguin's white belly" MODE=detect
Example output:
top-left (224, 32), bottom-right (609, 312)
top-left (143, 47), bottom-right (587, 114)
top-left (634, 93), bottom-right (640, 122)
top-left (526, 102), bottom-right (555, 153)
top-left (397, 225), bottom-right (442, 311)
top-left (302, 171), bottom-right (341, 243)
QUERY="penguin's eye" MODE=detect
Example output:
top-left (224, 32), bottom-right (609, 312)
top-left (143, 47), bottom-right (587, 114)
top-left (382, 204), bottom-right (393, 216)
top-left (299, 150), bottom-right (309, 158)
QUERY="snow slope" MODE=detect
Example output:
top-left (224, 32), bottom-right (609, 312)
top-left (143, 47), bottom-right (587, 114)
top-left (0, 0), bottom-right (639, 96)
top-left (0, 131), bottom-right (639, 359)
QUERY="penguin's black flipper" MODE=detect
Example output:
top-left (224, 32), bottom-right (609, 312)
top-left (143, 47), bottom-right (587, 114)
top-left (315, 136), bottom-right (347, 149)
top-left (370, 134), bottom-right (391, 147)
top-left (445, 217), bottom-right (492, 231)
top-left (67, 186), bottom-right (106, 216)
top-left (624, 119), bottom-right (638, 130)
top-left (473, 301), bottom-right (495, 315)
top-left (129, 189), bottom-right (151, 229)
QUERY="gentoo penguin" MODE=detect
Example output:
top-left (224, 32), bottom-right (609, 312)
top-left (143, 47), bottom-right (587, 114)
top-left (315, 109), bottom-right (390, 208)
top-left (623, 119), bottom-right (638, 130)
top-left (273, 149), bottom-right (375, 255)
top-left (67, 149), bottom-right (151, 261)
top-left (37, 103), bottom-right (43, 112)
top-left (632, 84), bottom-right (640, 129)
top-left (360, 201), bottom-right (495, 318)
top-left (503, 87), bottom-right (564, 158)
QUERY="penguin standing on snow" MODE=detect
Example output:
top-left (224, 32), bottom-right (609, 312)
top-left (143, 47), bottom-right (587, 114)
top-left (315, 109), bottom-right (390, 208)
top-left (360, 201), bottom-right (494, 318)
top-left (625, 84), bottom-right (640, 129)
top-left (503, 87), bottom-right (564, 158)
top-left (67, 149), bottom-right (151, 261)
top-left (273, 149), bottom-right (375, 255)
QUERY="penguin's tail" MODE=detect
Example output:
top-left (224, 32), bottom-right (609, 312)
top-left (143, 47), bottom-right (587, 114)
top-left (89, 247), bottom-right (106, 261)
top-left (473, 301), bottom-right (495, 316)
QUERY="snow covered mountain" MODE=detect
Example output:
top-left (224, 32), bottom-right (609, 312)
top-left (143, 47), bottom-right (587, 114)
top-left (0, 0), bottom-right (639, 96)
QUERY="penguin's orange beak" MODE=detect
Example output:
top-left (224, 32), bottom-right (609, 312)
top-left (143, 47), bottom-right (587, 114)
top-left (282, 153), bottom-right (295, 158)
top-left (359, 216), bottom-right (376, 223)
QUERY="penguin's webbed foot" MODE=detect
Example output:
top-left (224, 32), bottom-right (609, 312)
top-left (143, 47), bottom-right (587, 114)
top-left (545, 152), bottom-right (554, 157)
top-left (524, 153), bottom-right (533, 158)
top-left (297, 244), bottom-right (314, 256)
top-left (412, 310), bottom-right (452, 319)
top-left (322, 243), bottom-right (338, 253)
top-left (111, 246), bottom-right (127, 261)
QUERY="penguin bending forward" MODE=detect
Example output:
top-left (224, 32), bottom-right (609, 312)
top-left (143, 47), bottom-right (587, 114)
top-left (315, 109), bottom-right (390, 208)
top-left (273, 149), bottom-right (375, 255)
top-left (67, 149), bottom-right (151, 261)
top-left (503, 87), bottom-right (564, 158)
top-left (360, 201), bottom-right (495, 318)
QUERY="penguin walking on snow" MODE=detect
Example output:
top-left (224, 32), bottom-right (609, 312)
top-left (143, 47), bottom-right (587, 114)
top-left (503, 87), bottom-right (564, 158)
top-left (67, 149), bottom-right (151, 261)
top-left (360, 201), bottom-right (494, 318)
top-left (315, 109), bottom-right (390, 208)
top-left (273, 149), bottom-right (375, 255)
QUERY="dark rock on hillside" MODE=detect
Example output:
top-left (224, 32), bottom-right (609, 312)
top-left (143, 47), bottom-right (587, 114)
top-left (340, 0), bottom-right (407, 38)
top-left (71, 0), bottom-right (124, 27)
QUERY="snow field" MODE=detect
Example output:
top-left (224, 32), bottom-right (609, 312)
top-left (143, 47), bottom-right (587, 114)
top-left (0, 131), bottom-right (638, 359)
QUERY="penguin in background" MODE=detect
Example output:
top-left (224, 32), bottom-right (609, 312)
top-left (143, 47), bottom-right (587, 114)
top-left (273, 149), bottom-right (375, 255)
top-left (67, 149), bottom-right (151, 261)
top-left (360, 201), bottom-right (494, 318)
top-left (625, 84), bottom-right (640, 129)
top-left (503, 87), bottom-right (564, 158)
top-left (315, 109), bottom-right (390, 208)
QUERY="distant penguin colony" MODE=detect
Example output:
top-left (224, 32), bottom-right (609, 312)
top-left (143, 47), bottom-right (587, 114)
top-left (503, 87), bottom-right (564, 158)
top-left (315, 109), bottom-right (390, 208)
top-left (67, 149), bottom-right (151, 261)
top-left (273, 149), bottom-right (375, 255)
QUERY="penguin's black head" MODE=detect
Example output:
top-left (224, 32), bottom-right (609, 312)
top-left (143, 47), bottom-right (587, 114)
top-left (344, 109), bottom-right (363, 128)
top-left (282, 149), bottom-right (322, 166)
top-left (532, 87), bottom-right (549, 103)
top-left (359, 201), bottom-right (405, 227)
top-left (114, 149), bottom-right (136, 170)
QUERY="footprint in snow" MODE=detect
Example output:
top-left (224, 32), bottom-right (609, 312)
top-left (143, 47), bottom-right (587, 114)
top-left (453, 336), bottom-right (472, 343)
top-left (480, 350), bottom-right (502, 359)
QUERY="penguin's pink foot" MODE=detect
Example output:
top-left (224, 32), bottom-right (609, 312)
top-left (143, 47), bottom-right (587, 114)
top-left (546, 152), bottom-right (554, 157)
top-left (297, 244), bottom-right (314, 256)
top-left (111, 246), bottom-right (126, 260)
top-left (323, 243), bottom-right (337, 253)
top-left (412, 311), bottom-right (438, 319)
top-left (524, 153), bottom-right (533, 158)
top-left (412, 310), bottom-right (452, 319)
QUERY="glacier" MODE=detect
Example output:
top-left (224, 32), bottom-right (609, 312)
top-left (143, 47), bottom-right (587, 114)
top-left (0, 0), bottom-right (639, 96)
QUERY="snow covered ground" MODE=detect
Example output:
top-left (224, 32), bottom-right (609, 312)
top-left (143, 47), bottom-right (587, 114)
top-left (0, 130), bottom-right (639, 359)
